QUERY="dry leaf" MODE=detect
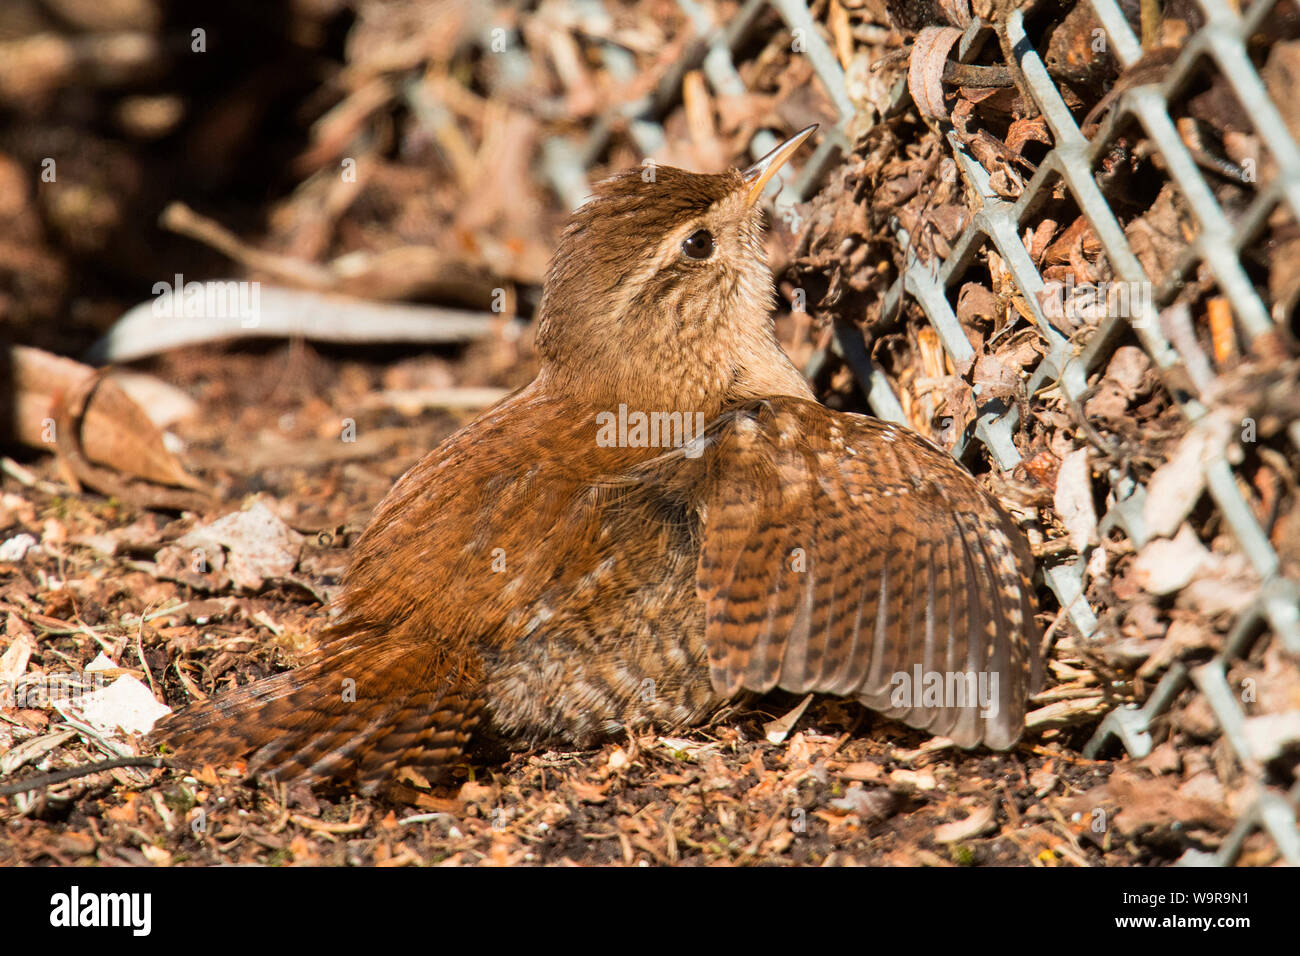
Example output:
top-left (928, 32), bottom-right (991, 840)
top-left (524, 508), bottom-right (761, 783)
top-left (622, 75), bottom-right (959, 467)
top-left (908, 27), bottom-right (963, 122)
top-left (5, 344), bottom-right (202, 490)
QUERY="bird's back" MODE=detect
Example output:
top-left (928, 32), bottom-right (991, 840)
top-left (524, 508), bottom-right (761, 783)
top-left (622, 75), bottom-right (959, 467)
top-left (152, 383), bottom-right (715, 788)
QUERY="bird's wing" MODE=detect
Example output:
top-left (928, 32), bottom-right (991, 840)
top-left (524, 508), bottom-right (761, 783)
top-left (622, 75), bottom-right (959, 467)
top-left (646, 397), bottom-right (1041, 749)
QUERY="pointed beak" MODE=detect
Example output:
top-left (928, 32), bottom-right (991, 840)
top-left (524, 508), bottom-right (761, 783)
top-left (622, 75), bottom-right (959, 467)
top-left (742, 124), bottom-right (818, 208)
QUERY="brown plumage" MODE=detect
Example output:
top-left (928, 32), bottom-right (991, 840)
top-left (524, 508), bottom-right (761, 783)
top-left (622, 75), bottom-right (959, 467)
top-left (152, 128), bottom-right (1042, 795)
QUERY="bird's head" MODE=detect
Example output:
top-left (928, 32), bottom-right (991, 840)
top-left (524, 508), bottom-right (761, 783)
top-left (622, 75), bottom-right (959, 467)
top-left (535, 125), bottom-right (818, 416)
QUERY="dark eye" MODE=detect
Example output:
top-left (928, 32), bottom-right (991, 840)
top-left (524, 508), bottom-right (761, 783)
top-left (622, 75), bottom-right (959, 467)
top-left (681, 229), bottom-right (714, 260)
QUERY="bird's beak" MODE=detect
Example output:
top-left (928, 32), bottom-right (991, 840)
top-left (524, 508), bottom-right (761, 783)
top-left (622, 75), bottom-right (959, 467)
top-left (742, 124), bottom-right (818, 208)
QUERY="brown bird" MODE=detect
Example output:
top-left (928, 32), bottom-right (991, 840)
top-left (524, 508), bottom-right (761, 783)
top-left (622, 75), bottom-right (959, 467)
top-left (153, 126), bottom-right (1042, 794)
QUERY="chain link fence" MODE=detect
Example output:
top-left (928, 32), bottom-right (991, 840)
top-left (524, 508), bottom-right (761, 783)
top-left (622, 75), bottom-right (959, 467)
top-left (542, 0), bottom-right (1300, 865)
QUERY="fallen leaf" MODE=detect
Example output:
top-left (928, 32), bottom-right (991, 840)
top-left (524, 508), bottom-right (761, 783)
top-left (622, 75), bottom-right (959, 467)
top-left (75, 675), bottom-right (171, 736)
top-left (4, 344), bottom-right (203, 490)
top-left (765, 693), bottom-right (814, 743)
top-left (908, 27), bottom-right (963, 121)
top-left (1133, 524), bottom-right (1211, 596)
top-left (1054, 447), bottom-right (1098, 553)
top-left (934, 804), bottom-right (995, 843)
top-left (829, 785), bottom-right (900, 822)
top-left (836, 761), bottom-right (884, 782)
top-left (160, 498), bottom-right (305, 591)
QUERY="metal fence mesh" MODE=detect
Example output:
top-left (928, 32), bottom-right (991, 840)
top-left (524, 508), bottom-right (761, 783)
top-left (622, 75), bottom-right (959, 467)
top-left (542, 0), bottom-right (1300, 865)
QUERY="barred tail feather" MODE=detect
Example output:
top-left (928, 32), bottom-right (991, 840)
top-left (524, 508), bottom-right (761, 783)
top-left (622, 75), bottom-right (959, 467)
top-left (151, 638), bottom-right (481, 794)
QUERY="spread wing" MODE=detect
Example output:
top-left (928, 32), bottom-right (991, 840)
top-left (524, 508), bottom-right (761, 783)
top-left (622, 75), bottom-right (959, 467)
top-left (655, 397), bottom-right (1041, 749)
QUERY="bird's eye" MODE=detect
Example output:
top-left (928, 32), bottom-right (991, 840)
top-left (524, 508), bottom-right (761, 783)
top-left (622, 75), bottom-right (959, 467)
top-left (681, 229), bottom-right (714, 260)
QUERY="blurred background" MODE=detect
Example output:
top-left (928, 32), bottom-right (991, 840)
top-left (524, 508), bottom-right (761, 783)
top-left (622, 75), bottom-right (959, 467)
top-left (0, 0), bottom-right (856, 529)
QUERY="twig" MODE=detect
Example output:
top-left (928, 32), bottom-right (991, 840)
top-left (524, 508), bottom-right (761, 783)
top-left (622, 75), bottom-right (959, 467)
top-left (161, 202), bottom-right (334, 288)
top-left (0, 756), bottom-right (174, 798)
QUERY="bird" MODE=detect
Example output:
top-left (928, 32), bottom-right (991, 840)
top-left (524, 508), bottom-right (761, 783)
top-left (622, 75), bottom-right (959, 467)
top-left (151, 125), bottom-right (1043, 795)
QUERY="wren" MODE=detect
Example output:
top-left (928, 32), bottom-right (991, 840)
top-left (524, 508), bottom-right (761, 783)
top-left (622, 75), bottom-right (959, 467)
top-left (153, 126), bottom-right (1042, 794)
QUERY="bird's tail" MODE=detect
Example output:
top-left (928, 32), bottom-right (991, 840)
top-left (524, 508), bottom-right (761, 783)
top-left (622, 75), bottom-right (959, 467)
top-left (150, 631), bottom-right (482, 794)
